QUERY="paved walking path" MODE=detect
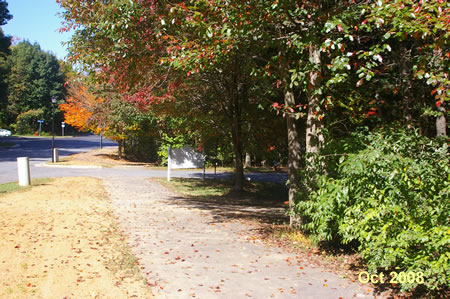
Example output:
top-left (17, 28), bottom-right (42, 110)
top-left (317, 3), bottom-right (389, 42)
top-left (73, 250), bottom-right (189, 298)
top-left (104, 176), bottom-right (375, 299)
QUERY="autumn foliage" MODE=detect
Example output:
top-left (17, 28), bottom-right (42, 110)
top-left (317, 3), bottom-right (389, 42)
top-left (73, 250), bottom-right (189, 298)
top-left (59, 84), bottom-right (104, 134)
top-left (57, 1), bottom-right (449, 294)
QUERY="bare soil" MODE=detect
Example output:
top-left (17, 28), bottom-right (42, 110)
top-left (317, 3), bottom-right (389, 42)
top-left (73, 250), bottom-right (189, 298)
top-left (58, 147), bottom-right (156, 168)
top-left (0, 177), bottom-right (153, 299)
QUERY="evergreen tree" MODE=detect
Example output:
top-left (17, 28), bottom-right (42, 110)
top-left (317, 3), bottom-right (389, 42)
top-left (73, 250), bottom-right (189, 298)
top-left (6, 41), bottom-right (65, 132)
top-left (0, 0), bottom-right (11, 126)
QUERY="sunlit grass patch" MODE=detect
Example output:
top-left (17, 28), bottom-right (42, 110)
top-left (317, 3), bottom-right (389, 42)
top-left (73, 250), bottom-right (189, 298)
top-left (0, 178), bottom-right (53, 196)
top-left (270, 225), bottom-right (314, 249)
top-left (155, 177), bottom-right (288, 202)
top-left (155, 177), bottom-right (231, 197)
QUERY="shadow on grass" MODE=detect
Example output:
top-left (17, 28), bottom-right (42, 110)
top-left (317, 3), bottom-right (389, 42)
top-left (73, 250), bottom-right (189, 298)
top-left (155, 178), bottom-right (289, 225)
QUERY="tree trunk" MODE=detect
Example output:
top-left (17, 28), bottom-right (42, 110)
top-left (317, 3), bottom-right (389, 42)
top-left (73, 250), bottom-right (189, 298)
top-left (231, 114), bottom-right (244, 192)
top-left (284, 88), bottom-right (301, 227)
top-left (436, 104), bottom-right (447, 137)
top-left (400, 46), bottom-right (413, 127)
top-left (244, 152), bottom-right (251, 168)
top-left (306, 44), bottom-right (325, 158)
top-left (118, 140), bottom-right (123, 159)
top-left (230, 74), bottom-right (245, 192)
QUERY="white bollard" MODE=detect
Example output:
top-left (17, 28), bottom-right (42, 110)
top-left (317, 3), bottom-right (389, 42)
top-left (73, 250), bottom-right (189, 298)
top-left (17, 157), bottom-right (30, 186)
top-left (53, 148), bottom-right (59, 163)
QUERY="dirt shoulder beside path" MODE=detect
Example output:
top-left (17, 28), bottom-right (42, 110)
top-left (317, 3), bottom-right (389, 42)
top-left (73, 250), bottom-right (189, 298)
top-left (104, 176), bottom-right (377, 299)
top-left (0, 177), bottom-right (153, 299)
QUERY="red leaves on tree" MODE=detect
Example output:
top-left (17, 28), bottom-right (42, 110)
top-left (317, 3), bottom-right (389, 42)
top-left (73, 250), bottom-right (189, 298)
top-left (366, 108), bottom-right (378, 118)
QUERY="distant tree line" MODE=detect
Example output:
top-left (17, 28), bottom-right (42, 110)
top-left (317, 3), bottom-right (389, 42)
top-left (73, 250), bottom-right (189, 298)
top-left (0, 0), bottom-right (66, 135)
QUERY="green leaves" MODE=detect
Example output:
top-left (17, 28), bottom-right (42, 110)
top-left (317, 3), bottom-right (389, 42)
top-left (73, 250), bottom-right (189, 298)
top-left (294, 127), bottom-right (449, 292)
top-left (5, 41), bottom-right (65, 130)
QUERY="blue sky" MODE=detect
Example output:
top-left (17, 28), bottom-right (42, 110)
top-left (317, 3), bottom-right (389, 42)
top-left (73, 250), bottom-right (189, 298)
top-left (2, 0), bottom-right (71, 60)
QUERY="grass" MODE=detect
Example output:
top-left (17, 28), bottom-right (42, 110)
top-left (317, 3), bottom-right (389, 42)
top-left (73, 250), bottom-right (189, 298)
top-left (102, 225), bottom-right (143, 280)
top-left (244, 166), bottom-right (287, 173)
top-left (155, 177), bottom-right (289, 226)
top-left (156, 177), bottom-right (288, 202)
top-left (157, 177), bottom-right (231, 197)
top-left (15, 133), bottom-right (75, 138)
top-left (269, 225), bottom-right (314, 250)
top-left (0, 178), bottom-right (54, 196)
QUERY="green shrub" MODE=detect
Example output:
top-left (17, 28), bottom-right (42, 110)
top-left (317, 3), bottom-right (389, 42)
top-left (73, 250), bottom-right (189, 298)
top-left (157, 133), bottom-right (189, 166)
top-left (15, 109), bottom-right (44, 135)
top-left (294, 127), bottom-right (449, 291)
top-left (123, 135), bottom-right (159, 162)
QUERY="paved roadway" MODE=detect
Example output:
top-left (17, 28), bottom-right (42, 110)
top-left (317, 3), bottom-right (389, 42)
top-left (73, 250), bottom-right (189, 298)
top-left (0, 135), bottom-right (114, 184)
top-left (0, 135), bottom-right (288, 185)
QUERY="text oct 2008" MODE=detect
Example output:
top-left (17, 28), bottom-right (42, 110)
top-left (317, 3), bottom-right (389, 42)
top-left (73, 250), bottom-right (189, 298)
top-left (358, 271), bottom-right (425, 284)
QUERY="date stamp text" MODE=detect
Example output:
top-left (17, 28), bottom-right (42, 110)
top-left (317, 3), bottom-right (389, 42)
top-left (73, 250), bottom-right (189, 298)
top-left (358, 271), bottom-right (424, 284)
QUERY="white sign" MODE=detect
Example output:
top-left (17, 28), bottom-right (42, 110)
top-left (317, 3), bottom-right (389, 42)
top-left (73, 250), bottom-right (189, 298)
top-left (167, 145), bottom-right (205, 181)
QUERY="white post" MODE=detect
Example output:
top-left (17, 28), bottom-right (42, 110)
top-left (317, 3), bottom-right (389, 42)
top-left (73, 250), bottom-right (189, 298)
top-left (53, 148), bottom-right (59, 163)
top-left (17, 157), bottom-right (30, 186)
top-left (167, 145), bottom-right (172, 182)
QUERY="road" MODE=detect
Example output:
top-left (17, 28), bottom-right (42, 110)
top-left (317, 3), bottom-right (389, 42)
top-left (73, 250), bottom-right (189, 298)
top-left (0, 135), bottom-right (114, 184)
top-left (0, 135), bottom-right (288, 184)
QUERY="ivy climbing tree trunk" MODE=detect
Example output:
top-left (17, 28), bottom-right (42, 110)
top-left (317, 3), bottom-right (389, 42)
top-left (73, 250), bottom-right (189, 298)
top-left (400, 46), bottom-right (414, 128)
top-left (306, 44), bottom-right (324, 159)
top-left (284, 88), bottom-right (301, 226)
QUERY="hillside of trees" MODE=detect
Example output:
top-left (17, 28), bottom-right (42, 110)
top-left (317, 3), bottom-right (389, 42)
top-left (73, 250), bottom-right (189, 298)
top-left (0, 1), bottom-right (66, 135)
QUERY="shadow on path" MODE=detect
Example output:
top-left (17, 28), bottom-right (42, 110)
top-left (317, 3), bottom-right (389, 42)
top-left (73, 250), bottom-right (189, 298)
top-left (159, 178), bottom-right (289, 225)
